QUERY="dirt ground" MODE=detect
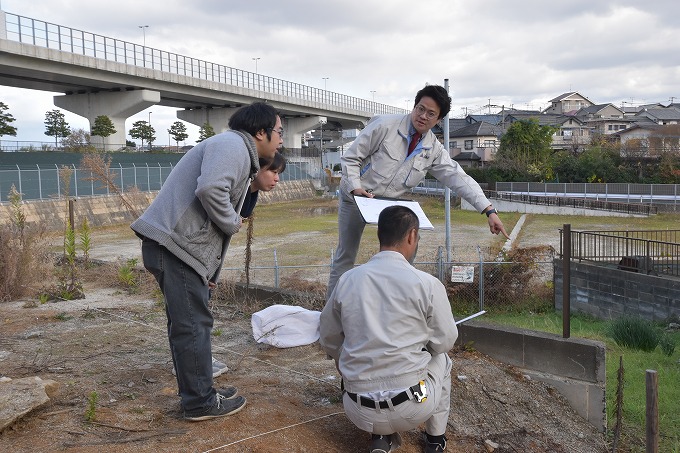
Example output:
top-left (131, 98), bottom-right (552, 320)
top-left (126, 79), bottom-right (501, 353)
top-left (0, 202), bottom-right (611, 452)
top-left (0, 284), bottom-right (607, 453)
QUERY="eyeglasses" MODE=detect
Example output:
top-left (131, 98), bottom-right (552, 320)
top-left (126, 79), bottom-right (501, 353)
top-left (270, 128), bottom-right (285, 138)
top-left (414, 104), bottom-right (439, 120)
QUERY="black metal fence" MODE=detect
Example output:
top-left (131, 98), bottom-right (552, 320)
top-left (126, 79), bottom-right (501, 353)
top-left (559, 229), bottom-right (680, 278)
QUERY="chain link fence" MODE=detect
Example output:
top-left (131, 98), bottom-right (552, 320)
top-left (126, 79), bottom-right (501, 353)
top-left (220, 245), bottom-right (555, 312)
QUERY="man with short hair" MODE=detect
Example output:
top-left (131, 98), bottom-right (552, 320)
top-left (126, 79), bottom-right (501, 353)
top-left (327, 84), bottom-right (509, 299)
top-left (320, 205), bottom-right (458, 453)
top-left (131, 102), bottom-right (283, 421)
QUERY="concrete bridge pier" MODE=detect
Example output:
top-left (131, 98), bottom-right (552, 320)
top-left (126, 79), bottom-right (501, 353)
top-left (179, 108), bottom-right (327, 150)
top-left (285, 116), bottom-right (328, 150)
top-left (54, 89), bottom-right (160, 149)
top-left (177, 107), bottom-right (238, 134)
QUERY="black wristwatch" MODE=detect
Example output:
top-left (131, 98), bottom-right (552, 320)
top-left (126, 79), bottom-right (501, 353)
top-left (485, 208), bottom-right (497, 217)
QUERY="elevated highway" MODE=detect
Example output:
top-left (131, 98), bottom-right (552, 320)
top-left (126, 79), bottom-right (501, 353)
top-left (0, 10), bottom-right (406, 148)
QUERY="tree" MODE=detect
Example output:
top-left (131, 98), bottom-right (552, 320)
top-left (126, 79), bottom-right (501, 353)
top-left (497, 119), bottom-right (556, 165)
top-left (61, 128), bottom-right (93, 152)
top-left (44, 110), bottom-right (71, 147)
top-left (168, 121), bottom-right (189, 148)
top-left (91, 115), bottom-right (116, 139)
top-left (129, 120), bottom-right (156, 149)
top-left (0, 102), bottom-right (17, 137)
top-left (197, 122), bottom-right (215, 142)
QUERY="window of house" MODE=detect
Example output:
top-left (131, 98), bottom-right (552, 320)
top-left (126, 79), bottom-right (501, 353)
top-left (451, 141), bottom-right (457, 148)
top-left (464, 140), bottom-right (473, 150)
top-left (483, 140), bottom-right (496, 147)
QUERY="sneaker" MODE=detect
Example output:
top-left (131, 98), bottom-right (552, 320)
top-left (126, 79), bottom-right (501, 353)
top-left (172, 356), bottom-right (229, 379)
top-left (184, 394), bottom-right (246, 421)
top-left (215, 386), bottom-right (238, 399)
top-left (212, 357), bottom-right (229, 378)
top-left (370, 434), bottom-right (392, 453)
top-left (424, 433), bottom-right (447, 453)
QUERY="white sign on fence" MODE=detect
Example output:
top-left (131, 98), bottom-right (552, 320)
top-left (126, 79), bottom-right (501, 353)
top-left (451, 265), bottom-right (475, 283)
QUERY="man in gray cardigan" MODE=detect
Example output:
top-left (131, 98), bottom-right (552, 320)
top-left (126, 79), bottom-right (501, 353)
top-left (131, 102), bottom-right (282, 421)
top-left (320, 206), bottom-right (458, 453)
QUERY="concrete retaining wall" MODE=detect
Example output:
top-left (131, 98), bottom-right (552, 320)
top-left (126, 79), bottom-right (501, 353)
top-left (1, 180), bottom-right (318, 231)
top-left (554, 259), bottom-right (680, 322)
top-left (457, 321), bottom-right (606, 432)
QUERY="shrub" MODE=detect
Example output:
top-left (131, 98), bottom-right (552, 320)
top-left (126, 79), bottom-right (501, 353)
top-left (607, 317), bottom-right (661, 352)
top-left (0, 185), bottom-right (50, 301)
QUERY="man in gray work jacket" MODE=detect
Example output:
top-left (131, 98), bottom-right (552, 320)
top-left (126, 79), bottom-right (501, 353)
top-left (327, 85), bottom-right (509, 299)
top-left (320, 205), bottom-right (458, 453)
top-left (131, 102), bottom-right (282, 421)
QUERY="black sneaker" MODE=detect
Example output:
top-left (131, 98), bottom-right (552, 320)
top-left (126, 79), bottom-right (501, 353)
top-left (215, 386), bottom-right (238, 399)
top-left (424, 433), bottom-right (447, 453)
top-left (184, 394), bottom-right (246, 421)
top-left (370, 434), bottom-right (392, 453)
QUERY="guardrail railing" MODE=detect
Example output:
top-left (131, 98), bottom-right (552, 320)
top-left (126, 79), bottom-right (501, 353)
top-left (3, 11), bottom-right (406, 116)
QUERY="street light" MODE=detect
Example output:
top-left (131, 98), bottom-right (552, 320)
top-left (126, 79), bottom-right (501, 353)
top-left (252, 57), bottom-right (260, 73)
top-left (322, 77), bottom-right (329, 90)
top-left (138, 25), bottom-right (149, 47)
top-left (370, 90), bottom-right (376, 102)
top-left (148, 111), bottom-right (152, 126)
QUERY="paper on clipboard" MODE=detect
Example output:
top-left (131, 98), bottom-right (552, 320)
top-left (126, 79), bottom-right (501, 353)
top-left (354, 196), bottom-right (434, 230)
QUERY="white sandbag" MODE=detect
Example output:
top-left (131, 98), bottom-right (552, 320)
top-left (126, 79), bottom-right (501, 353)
top-left (251, 305), bottom-right (321, 348)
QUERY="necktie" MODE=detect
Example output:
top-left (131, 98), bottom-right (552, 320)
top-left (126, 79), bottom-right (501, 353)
top-left (408, 132), bottom-right (421, 156)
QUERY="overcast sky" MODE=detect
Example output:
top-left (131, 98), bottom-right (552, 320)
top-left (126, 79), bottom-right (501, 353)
top-left (2, 0), bottom-right (680, 145)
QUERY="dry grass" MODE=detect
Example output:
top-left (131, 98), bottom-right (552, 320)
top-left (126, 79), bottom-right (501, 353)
top-left (0, 186), bottom-right (52, 302)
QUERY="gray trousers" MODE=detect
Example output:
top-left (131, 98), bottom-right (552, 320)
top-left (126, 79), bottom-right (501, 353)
top-left (141, 238), bottom-right (217, 412)
top-left (343, 353), bottom-right (452, 439)
top-left (327, 191), bottom-right (367, 300)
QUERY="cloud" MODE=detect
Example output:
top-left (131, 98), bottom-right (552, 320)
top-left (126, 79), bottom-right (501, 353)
top-left (2, 0), bottom-right (679, 142)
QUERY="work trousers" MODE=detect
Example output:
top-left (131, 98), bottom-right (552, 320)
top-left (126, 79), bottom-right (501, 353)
top-left (326, 190), bottom-right (367, 300)
top-left (343, 353), bottom-right (452, 439)
top-left (141, 238), bottom-right (216, 412)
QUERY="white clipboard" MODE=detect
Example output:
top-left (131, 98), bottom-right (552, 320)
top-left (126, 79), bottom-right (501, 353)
top-left (354, 195), bottom-right (434, 230)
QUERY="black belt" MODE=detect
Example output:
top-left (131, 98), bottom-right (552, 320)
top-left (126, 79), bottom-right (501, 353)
top-left (345, 386), bottom-right (416, 409)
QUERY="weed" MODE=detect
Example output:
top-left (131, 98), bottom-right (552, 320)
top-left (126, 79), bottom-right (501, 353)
top-left (0, 185), bottom-right (50, 301)
top-left (212, 328), bottom-right (223, 336)
top-left (118, 258), bottom-right (139, 293)
top-left (607, 316), bottom-right (661, 352)
top-left (54, 312), bottom-right (72, 321)
top-left (80, 217), bottom-right (92, 266)
top-left (660, 334), bottom-right (676, 356)
top-left (85, 391), bottom-right (98, 422)
top-left (38, 293), bottom-right (50, 304)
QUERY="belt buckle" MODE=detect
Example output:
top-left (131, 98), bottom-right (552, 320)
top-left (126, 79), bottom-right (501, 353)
top-left (411, 380), bottom-right (428, 403)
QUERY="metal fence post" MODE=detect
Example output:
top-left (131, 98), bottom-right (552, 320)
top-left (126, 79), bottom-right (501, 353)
top-left (73, 164), bottom-right (78, 197)
top-left (16, 165), bottom-right (22, 197)
top-left (477, 245), bottom-right (484, 311)
top-left (563, 224), bottom-right (571, 339)
top-left (55, 164), bottom-right (61, 198)
top-left (37, 164), bottom-right (43, 200)
top-left (273, 249), bottom-right (279, 288)
top-left (119, 163), bottom-right (124, 193)
top-left (146, 163), bottom-right (150, 191)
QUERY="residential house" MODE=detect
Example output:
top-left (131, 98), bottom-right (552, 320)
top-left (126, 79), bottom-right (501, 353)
top-left (633, 106), bottom-right (680, 125)
top-left (574, 104), bottom-right (634, 135)
top-left (449, 121), bottom-right (502, 167)
top-left (543, 92), bottom-right (594, 115)
top-left (505, 112), bottom-right (593, 152)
